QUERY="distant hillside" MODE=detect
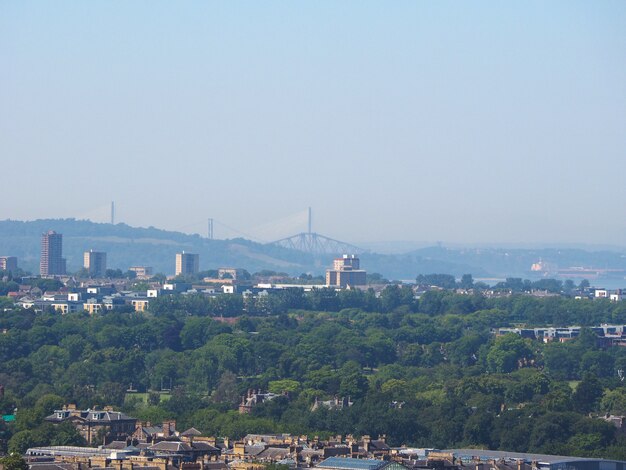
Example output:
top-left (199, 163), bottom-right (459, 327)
top-left (0, 219), bottom-right (491, 278)
top-left (0, 219), bottom-right (315, 275)
top-left (2, 219), bottom-right (625, 283)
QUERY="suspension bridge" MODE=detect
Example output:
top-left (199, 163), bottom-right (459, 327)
top-left (79, 203), bottom-right (364, 256)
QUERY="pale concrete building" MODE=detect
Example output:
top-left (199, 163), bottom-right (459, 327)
top-left (326, 254), bottom-right (367, 288)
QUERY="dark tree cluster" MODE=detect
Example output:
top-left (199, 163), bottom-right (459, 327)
top-left (2, 290), bottom-right (626, 459)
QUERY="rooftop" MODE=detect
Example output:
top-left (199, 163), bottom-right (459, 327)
top-left (444, 449), bottom-right (614, 465)
top-left (317, 457), bottom-right (390, 470)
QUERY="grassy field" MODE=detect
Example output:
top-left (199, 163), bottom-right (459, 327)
top-left (124, 391), bottom-right (171, 407)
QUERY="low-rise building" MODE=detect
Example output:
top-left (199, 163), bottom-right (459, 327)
top-left (443, 448), bottom-right (626, 470)
top-left (311, 396), bottom-right (353, 412)
top-left (129, 266), bottom-right (154, 279)
top-left (495, 324), bottom-right (626, 346)
top-left (45, 405), bottom-right (137, 445)
top-left (238, 390), bottom-right (283, 414)
top-left (131, 298), bottom-right (150, 312)
top-left (316, 457), bottom-right (407, 470)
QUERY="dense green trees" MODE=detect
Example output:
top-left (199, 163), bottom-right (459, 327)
top-left (416, 274), bottom-right (457, 289)
top-left (486, 334), bottom-right (533, 373)
top-left (0, 453), bottom-right (29, 470)
top-left (2, 290), bottom-right (626, 457)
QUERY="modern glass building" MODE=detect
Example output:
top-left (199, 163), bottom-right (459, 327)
top-left (317, 457), bottom-right (408, 470)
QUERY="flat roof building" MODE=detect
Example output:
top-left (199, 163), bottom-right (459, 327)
top-left (317, 457), bottom-right (406, 470)
top-left (175, 252), bottom-right (199, 276)
top-left (84, 250), bottom-right (107, 277)
top-left (40, 231), bottom-right (66, 276)
top-left (0, 256), bottom-right (17, 273)
top-left (443, 449), bottom-right (626, 470)
top-left (129, 266), bottom-right (153, 279)
top-left (326, 254), bottom-right (366, 288)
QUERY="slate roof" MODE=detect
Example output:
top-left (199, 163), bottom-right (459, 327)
top-left (301, 449), bottom-right (324, 457)
top-left (136, 425), bottom-right (163, 437)
top-left (46, 409), bottom-right (136, 424)
top-left (203, 463), bottom-right (228, 470)
top-left (181, 427), bottom-right (202, 437)
top-left (368, 440), bottom-right (390, 451)
top-left (256, 447), bottom-right (290, 459)
top-left (29, 464), bottom-right (77, 470)
top-left (149, 441), bottom-right (193, 452)
top-left (191, 442), bottom-right (220, 452)
top-left (103, 441), bottom-right (128, 450)
top-left (244, 444), bottom-right (267, 456)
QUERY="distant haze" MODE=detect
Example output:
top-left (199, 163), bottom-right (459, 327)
top-left (1, 2), bottom-right (625, 246)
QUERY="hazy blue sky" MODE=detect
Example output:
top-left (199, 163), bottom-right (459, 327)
top-left (2, 1), bottom-right (625, 246)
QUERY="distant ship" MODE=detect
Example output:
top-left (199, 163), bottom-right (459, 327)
top-left (530, 259), bottom-right (626, 280)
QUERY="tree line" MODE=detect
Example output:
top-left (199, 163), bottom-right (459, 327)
top-left (2, 290), bottom-right (626, 459)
